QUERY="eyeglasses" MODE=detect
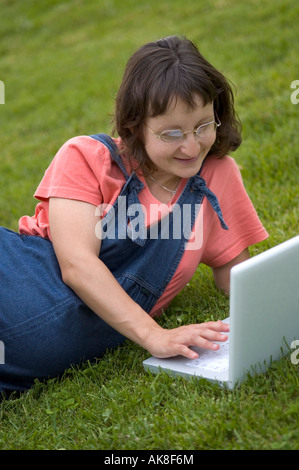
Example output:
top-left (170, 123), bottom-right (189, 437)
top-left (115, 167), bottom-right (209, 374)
top-left (146, 116), bottom-right (221, 143)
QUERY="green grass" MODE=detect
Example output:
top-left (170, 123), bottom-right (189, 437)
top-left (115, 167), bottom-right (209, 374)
top-left (0, 0), bottom-right (299, 450)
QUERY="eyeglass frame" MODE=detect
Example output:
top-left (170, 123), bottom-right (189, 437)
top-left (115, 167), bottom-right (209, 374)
top-left (145, 113), bottom-right (221, 143)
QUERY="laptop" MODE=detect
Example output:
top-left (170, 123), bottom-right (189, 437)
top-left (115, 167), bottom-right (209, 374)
top-left (143, 236), bottom-right (299, 389)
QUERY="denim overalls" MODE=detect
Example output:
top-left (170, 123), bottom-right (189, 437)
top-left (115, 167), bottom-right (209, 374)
top-left (0, 134), bottom-right (227, 393)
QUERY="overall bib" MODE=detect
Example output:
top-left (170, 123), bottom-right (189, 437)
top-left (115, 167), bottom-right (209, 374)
top-left (0, 134), bottom-right (227, 393)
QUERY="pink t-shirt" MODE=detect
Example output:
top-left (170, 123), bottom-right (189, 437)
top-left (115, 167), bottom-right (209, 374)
top-left (19, 136), bottom-right (268, 316)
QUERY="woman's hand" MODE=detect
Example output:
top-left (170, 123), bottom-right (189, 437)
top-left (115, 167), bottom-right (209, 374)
top-left (143, 320), bottom-right (229, 359)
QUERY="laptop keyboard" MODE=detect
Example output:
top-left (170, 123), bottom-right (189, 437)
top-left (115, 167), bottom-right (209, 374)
top-left (186, 341), bottom-right (229, 372)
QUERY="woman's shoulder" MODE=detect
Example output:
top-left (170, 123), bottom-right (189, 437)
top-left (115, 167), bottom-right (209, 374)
top-left (48, 134), bottom-right (127, 183)
top-left (202, 153), bottom-right (238, 170)
top-left (34, 135), bottom-right (126, 207)
top-left (56, 134), bottom-right (121, 163)
top-left (201, 153), bottom-right (241, 182)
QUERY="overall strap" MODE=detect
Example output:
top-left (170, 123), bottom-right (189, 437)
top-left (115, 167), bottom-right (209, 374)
top-left (190, 174), bottom-right (228, 230)
top-left (90, 133), bottom-right (145, 245)
top-left (90, 133), bottom-right (130, 180)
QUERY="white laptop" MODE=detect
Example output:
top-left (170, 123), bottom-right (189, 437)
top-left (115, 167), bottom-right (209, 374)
top-left (143, 236), bottom-right (299, 389)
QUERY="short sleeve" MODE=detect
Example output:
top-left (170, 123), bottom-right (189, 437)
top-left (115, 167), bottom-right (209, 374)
top-left (19, 135), bottom-right (126, 239)
top-left (200, 156), bottom-right (268, 268)
top-left (34, 136), bottom-right (107, 206)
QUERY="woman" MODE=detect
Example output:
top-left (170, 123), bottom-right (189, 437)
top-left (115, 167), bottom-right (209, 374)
top-left (0, 35), bottom-right (268, 394)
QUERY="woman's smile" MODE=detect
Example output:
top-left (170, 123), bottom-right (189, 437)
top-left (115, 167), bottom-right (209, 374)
top-left (173, 155), bottom-right (200, 164)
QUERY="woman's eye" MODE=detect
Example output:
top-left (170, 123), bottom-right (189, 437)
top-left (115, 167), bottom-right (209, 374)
top-left (161, 130), bottom-right (183, 141)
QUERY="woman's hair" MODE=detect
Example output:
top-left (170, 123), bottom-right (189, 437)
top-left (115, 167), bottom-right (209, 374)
top-left (113, 35), bottom-right (242, 174)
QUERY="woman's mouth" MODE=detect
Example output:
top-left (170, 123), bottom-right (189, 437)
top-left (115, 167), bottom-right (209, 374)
top-left (173, 156), bottom-right (199, 164)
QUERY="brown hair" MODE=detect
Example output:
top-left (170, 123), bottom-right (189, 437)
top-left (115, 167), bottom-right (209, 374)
top-left (113, 35), bottom-right (242, 174)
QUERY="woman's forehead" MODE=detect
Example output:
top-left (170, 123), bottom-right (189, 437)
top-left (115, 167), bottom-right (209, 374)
top-left (146, 95), bottom-right (214, 128)
top-left (147, 93), bottom-right (214, 118)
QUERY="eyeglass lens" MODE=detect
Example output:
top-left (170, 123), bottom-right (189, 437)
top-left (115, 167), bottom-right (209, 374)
top-left (161, 121), bottom-right (217, 142)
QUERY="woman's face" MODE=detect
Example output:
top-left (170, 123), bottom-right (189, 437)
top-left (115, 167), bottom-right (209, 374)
top-left (143, 94), bottom-right (216, 183)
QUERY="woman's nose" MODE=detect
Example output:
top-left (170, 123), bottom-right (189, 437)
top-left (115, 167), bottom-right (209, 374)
top-left (179, 133), bottom-right (202, 158)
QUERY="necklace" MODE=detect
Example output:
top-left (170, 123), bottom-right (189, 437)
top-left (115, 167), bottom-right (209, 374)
top-left (149, 175), bottom-right (181, 195)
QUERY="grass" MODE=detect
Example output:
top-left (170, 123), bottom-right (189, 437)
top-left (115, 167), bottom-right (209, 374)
top-left (0, 0), bottom-right (299, 450)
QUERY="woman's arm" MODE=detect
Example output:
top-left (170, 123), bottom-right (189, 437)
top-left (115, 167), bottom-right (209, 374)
top-left (212, 248), bottom-right (250, 295)
top-left (49, 197), bottom-right (229, 359)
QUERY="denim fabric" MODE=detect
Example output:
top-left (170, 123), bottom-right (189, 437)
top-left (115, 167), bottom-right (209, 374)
top-left (0, 229), bottom-right (125, 393)
top-left (0, 134), bottom-right (227, 394)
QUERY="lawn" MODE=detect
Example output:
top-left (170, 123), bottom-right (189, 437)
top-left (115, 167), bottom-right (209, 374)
top-left (0, 0), bottom-right (298, 451)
